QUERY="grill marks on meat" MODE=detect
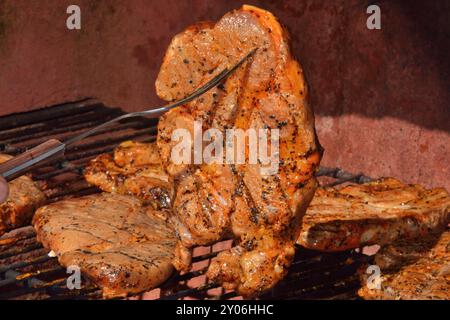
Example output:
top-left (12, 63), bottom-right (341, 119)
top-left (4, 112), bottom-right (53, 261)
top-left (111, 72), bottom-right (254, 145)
top-left (173, 164), bottom-right (235, 248)
top-left (298, 178), bottom-right (450, 252)
top-left (358, 230), bottom-right (450, 300)
top-left (0, 154), bottom-right (46, 236)
top-left (84, 141), bottom-right (173, 210)
top-left (156, 5), bottom-right (321, 296)
top-left (33, 193), bottom-right (176, 299)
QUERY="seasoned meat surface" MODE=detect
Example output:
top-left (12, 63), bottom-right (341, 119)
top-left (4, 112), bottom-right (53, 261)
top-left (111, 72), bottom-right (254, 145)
top-left (373, 231), bottom-right (444, 272)
top-left (0, 154), bottom-right (46, 236)
top-left (358, 229), bottom-right (449, 300)
top-left (84, 141), bottom-right (173, 209)
top-left (298, 178), bottom-right (450, 251)
top-left (33, 193), bottom-right (176, 298)
top-left (156, 5), bottom-right (321, 297)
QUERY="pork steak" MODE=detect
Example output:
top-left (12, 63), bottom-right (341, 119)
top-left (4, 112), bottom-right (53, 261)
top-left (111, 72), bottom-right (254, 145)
top-left (298, 178), bottom-right (450, 251)
top-left (33, 193), bottom-right (176, 298)
top-left (358, 229), bottom-right (449, 300)
top-left (0, 154), bottom-right (46, 236)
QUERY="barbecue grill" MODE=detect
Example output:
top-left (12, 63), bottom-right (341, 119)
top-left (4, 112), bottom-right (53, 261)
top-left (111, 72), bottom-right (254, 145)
top-left (0, 99), bottom-right (374, 300)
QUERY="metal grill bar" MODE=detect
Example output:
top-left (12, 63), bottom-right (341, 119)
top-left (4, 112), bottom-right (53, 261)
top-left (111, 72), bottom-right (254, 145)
top-left (0, 99), bottom-right (103, 130)
top-left (0, 254), bottom-right (55, 273)
top-left (0, 233), bottom-right (36, 247)
top-left (1, 266), bottom-right (63, 287)
top-left (0, 243), bottom-right (44, 260)
top-left (0, 109), bottom-right (123, 145)
top-left (317, 167), bottom-right (372, 186)
top-left (159, 283), bottom-right (220, 300)
top-left (0, 99), bottom-right (374, 300)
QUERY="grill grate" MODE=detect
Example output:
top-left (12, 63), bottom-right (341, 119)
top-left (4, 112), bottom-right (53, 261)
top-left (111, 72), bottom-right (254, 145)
top-left (0, 99), bottom-right (373, 300)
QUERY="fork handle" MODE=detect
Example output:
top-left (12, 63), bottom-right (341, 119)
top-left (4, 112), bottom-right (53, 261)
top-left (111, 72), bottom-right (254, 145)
top-left (0, 139), bottom-right (65, 181)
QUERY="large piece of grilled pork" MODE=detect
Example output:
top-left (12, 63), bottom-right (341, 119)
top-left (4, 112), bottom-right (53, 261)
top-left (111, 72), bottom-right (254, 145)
top-left (358, 229), bottom-right (449, 300)
top-left (298, 178), bottom-right (450, 251)
top-left (33, 193), bottom-right (176, 298)
top-left (0, 154), bottom-right (45, 236)
top-left (155, 5), bottom-right (322, 297)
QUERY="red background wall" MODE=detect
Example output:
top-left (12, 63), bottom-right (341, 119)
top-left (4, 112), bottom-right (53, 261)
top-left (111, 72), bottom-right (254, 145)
top-left (0, 0), bottom-right (449, 189)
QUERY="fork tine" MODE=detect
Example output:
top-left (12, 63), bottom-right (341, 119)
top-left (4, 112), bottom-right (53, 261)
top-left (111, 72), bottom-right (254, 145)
top-left (164, 47), bottom-right (258, 109)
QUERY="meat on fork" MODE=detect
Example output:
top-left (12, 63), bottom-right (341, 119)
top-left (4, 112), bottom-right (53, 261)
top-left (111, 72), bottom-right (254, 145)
top-left (0, 154), bottom-right (46, 236)
top-left (156, 5), bottom-right (322, 297)
top-left (84, 141), bottom-right (173, 210)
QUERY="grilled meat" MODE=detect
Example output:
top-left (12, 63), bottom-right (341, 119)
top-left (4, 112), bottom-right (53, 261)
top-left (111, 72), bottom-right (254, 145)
top-left (358, 229), bottom-right (449, 300)
top-left (373, 231), bottom-right (444, 272)
top-left (84, 141), bottom-right (173, 209)
top-left (33, 193), bottom-right (176, 298)
top-left (156, 5), bottom-right (321, 297)
top-left (0, 154), bottom-right (45, 236)
top-left (298, 178), bottom-right (450, 251)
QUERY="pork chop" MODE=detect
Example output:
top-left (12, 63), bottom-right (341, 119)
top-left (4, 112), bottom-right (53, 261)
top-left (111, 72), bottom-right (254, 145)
top-left (33, 193), bottom-right (176, 298)
top-left (156, 5), bottom-right (322, 297)
top-left (358, 229), bottom-right (449, 300)
top-left (0, 154), bottom-right (46, 236)
top-left (298, 178), bottom-right (450, 251)
top-left (84, 141), bottom-right (173, 209)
